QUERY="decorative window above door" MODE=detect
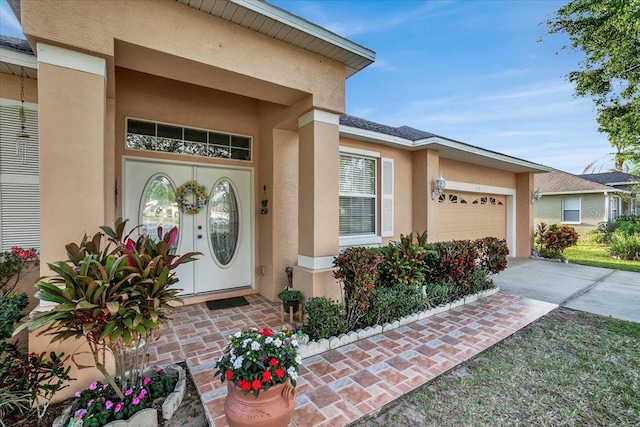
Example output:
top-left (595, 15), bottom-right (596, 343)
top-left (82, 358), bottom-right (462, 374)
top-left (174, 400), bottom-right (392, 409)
top-left (126, 118), bottom-right (252, 161)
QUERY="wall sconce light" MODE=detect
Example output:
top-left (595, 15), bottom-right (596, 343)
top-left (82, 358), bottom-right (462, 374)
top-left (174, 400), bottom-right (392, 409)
top-left (531, 189), bottom-right (542, 204)
top-left (431, 174), bottom-right (446, 200)
top-left (260, 185), bottom-right (269, 214)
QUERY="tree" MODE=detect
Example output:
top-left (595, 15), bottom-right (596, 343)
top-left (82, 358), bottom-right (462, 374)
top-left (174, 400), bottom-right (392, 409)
top-left (547, 0), bottom-right (640, 171)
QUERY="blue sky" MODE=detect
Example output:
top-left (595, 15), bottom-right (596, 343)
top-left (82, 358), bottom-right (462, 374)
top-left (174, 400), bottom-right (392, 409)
top-left (0, 0), bottom-right (614, 174)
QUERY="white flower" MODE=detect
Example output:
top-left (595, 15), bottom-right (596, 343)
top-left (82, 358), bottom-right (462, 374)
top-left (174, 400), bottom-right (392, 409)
top-left (287, 366), bottom-right (298, 381)
top-left (274, 338), bottom-right (282, 348)
top-left (234, 331), bottom-right (242, 338)
top-left (291, 339), bottom-right (299, 348)
top-left (265, 336), bottom-right (273, 344)
top-left (242, 338), bottom-right (252, 348)
top-left (250, 341), bottom-right (261, 351)
top-left (295, 355), bottom-right (302, 365)
top-left (233, 356), bottom-right (244, 369)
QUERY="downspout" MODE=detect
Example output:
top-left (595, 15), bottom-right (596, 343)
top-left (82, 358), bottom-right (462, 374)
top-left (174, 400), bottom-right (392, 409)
top-left (604, 192), bottom-right (609, 222)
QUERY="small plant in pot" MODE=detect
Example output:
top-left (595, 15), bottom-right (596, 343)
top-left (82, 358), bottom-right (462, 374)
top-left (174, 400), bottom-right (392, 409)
top-left (277, 287), bottom-right (304, 314)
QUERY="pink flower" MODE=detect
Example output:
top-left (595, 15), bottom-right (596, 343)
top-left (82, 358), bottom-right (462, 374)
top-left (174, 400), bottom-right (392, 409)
top-left (114, 403), bottom-right (122, 413)
top-left (89, 381), bottom-right (97, 391)
top-left (138, 389), bottom-right (147, 399)
top-left (132, 397), bottom-right (140, 405)
top-left (76, 409), bottom-right (87, 420)
top-left (143, 377), bottom-right (151, 386)
top-left (87, 399), bottom-right (94, 407)
top-left (105, 400), bottom-right (113, 410)
top-left (125, 388), bottom-right (133, 397)
top-left (74, 391), bottom-right (81, 398)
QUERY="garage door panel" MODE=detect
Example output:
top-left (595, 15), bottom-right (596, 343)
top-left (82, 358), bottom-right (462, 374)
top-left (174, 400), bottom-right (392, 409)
top-left (438, 192), bottom-right (506, 241)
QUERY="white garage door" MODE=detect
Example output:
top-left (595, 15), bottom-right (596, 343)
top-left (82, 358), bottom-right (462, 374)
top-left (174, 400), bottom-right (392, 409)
top-left (437, 192), bottom-right (506, 241)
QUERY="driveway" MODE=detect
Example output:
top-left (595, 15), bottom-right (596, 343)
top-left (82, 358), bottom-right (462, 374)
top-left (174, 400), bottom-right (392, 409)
top-left (493, 258), bottom-right (640, 323)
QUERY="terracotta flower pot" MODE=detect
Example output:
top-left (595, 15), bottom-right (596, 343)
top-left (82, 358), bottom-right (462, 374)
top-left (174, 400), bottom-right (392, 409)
top-left (224, 381), bottom-right (296, 427)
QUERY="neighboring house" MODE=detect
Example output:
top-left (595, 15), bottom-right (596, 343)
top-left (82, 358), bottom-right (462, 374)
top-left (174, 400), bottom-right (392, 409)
top-left (1, 0), bottom-right (550, 394)
top-left (579, 172), bottom-right (640, 217)
top-left (534, 169), bottom-right (626, 235)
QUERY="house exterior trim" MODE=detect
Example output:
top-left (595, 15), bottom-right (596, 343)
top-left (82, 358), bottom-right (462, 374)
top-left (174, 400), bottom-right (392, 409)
top-left (36, 43), bottom-right (106, 77)
top-left (299, 109), bottom-right (340, 127)
top-left (0, 46), bottom-right (37, 69)
top-left (297, 255), bottom-right (334, 270)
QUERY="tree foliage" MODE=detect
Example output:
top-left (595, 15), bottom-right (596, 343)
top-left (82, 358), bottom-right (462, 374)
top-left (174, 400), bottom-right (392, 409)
top-left (547, 0), bottom-right (640, 172)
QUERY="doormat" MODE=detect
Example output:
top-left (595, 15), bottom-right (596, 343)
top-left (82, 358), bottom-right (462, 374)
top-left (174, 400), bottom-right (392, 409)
top-left (205, 296), bottom-right (249, 311)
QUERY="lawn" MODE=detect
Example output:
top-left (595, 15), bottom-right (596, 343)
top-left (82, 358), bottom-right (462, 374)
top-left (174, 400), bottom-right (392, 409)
top-left (352, 308), bottom-right (640, 427)
top-left (564, 241), bottom-right (640, 273)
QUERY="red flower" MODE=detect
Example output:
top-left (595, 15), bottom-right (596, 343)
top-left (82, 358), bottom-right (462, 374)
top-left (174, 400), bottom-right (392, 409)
top-left (262, 371), bottom-right (272, 383)
top-left (252, 380), bottom-right (262, 390)
top-left (269, 358), bottom-right (279, 367)
top-left (260, 328), bottom-right (274, 337)
top-left (275, 368), bottom-right (285, 379)
top-left (238, 380), bottom-right (251, 391)
top-left (225, 370), bottom-right (233, 380)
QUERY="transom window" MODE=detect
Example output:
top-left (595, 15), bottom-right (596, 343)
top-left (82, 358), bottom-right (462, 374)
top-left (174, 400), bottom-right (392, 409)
top-left (562, 197), bottom-right (581, 223)
top-left (126, 118), bottom-right (251, 161)
top-left (339, 154), bottom-right (376, 236)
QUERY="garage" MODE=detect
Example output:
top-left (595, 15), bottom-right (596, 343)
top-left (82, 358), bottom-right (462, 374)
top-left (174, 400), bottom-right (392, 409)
top-left (437, 191), bottom-right (506, 241)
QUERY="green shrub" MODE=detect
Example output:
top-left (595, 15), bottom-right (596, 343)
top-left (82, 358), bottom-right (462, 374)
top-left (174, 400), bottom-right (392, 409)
top-left (609, 230), bottom-right (640, 260)
top-left (423, 282), bottom-right (454, 307)
top-left (362, 285), bottom-right (427, 327)
top-left (475, 237), bottom-right (509, 275)
top-left (377, 231), bottom-right (432, 288)
top-left (468, 268), bottom-right (494, 295)
top-left (332, 247), bottom-right (382, 330)
top-left (535, 223), bottom-right (579, 259)
top-left (584, 228), bottom-right (607, 244)
top-left (303, 297), bottom-right (348, 341)
top-left (0, 292), bottom-right (28, 350)
top-left (426, 240), bottom-right (477, 299)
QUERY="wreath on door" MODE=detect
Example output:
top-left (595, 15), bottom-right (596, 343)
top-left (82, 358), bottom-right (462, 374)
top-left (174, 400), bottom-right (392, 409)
top-left (176, 180), bottom-right (209, 214)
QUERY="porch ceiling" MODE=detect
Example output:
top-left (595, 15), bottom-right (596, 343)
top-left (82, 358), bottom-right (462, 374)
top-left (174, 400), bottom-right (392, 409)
top-left (175, 0), bottom-right (375, 78)
top-left (115, 40), bottom-right (308, 106)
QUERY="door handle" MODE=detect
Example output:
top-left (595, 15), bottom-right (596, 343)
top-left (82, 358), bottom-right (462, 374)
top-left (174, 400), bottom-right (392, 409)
top-left (197, 234), bottom-right (203, 239)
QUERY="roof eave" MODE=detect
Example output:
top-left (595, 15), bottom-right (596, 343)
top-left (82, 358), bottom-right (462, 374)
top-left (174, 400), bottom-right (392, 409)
top-left (541, 189), bottom-right (626, 195)
top-left (339, 125), bottom-right (551, 174)
top-left (176, 0), bottom-right (375, 77)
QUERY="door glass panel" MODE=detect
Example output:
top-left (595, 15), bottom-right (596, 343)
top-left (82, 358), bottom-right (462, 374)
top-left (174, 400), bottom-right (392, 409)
top-left (140, 175), bottom-right (180, 248)
top-left (209, 179), bottom-right (239, 266)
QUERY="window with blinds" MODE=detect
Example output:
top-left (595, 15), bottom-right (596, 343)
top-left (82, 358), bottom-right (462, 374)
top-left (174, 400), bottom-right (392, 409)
top-left (339, 154), bottom-right (376, 236)
top-left (561, 197), bottom-right (580, 223)
top-left (0, 101), bottom-right (40, 251)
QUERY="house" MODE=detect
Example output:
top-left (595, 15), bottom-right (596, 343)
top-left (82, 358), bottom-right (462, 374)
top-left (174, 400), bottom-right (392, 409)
top-left (1, 0), bottom-right (549, 395)
top-left (533, 169), bottom-right (627, 235)
top-left (579, 172), bottom-right (640, 217)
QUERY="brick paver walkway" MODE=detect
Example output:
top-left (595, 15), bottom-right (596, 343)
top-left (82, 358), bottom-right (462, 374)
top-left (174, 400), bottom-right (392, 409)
top-left (147, 292), bottom-right (556, 426)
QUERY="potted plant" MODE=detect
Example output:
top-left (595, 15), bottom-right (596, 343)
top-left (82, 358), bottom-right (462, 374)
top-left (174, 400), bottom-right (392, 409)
top-left (277, 287), bottom-right (304, 315)
top-left (214, 327), bottom-right (300, 427)
top-left (15, 219), bottom-right (199, 426)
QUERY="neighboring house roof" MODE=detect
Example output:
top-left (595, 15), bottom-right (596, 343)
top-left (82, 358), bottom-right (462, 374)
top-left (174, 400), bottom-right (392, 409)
top-left (535, 169), bottom-right (622, 194)
top-left (578, 172), bottom-right (640, 186)
top-left (339, 114), bottom-right (550, 174)
top-left (0, 34), bottom-right (36, 77)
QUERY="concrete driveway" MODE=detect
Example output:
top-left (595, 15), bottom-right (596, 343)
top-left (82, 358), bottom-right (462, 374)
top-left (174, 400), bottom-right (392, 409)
top-left (493, 258), bottom-right (640, 323)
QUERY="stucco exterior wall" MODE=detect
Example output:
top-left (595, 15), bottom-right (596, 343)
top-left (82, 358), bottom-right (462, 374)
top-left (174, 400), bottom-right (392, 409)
top-left (535, 193), bottom-right (606, 236)
top-left (0, 72), bottom-right (38, 102)
top-left (20, 0), bottom-right (345, 112)
top-left (440, 158), bottom-right (516, 188)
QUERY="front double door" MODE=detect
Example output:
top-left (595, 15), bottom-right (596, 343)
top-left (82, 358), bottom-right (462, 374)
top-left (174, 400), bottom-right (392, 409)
top-left (123, 158), bottom-right (253, 295)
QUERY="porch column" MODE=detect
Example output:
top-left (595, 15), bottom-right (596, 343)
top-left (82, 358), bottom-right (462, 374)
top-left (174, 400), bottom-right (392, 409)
top-left (293, 109), bottom-right (341, 301)
top-left (515, 172), bottom-right (534, 257)
top-left (412, 149), bottom-right (440, 241)
top-left (37, 43), bottom-right (107, 270)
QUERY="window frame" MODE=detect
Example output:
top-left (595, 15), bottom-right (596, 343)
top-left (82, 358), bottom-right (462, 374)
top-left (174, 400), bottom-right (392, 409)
top-left (338, 147), bottom-right (382, 247)
top-left (561, 196), bottom-right (581, 224)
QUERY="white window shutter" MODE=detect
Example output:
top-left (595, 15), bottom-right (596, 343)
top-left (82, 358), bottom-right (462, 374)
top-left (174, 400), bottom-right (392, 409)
top-left (381, 157), bottom-right (394, 237)
top-left (0, 102), bottom-right (40, 250)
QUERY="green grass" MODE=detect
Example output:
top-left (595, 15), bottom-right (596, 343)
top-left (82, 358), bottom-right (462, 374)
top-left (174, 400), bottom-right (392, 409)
top-left (564, 241), bottom-right (640, 273)
top-left (352, 309), bottom-right (640, 427)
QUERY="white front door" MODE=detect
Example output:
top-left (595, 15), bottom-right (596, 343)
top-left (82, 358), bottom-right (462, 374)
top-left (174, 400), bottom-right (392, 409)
top-left (123, 158), bottom-right (254, 295)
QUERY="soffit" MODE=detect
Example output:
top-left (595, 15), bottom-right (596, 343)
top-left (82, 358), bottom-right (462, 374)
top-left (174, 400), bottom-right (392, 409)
top-left (175, 0), bottom-right (375, 77)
